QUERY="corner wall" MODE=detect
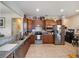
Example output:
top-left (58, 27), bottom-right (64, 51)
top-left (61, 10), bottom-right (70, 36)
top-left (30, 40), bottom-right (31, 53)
top-left (0, 13), bottom-right (21, 36)
top-left (68, 15), bottom-right (79, 29)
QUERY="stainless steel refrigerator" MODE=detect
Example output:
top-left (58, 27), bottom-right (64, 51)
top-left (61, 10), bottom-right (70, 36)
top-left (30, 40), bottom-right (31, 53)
top-left (53, 25), bottom-right (65, 45)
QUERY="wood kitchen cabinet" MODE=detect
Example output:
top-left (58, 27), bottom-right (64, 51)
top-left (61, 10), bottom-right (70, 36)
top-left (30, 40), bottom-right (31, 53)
top-left (33, 20), bottom-right (44, 28)
top-left (45, 19), bottom-right (56, 28)
top-left (6, 34), bottom-right (35, 58)
top-left (14, 40), bottom-right (30, 58)
top-left (7, 40), bottom-right (30, 58)
top-left (44, 19), bottom-right (56, 33)
top-left (56, 19), bottom-right (62, 25)
top-left (42, 34), bottom-right (54, 44)
top-left (14, 35), bottom-right (35, 58)
top-left (29, 35), bottom-right (35, 44)
top-left (27, 19), bottom-right (33, 31)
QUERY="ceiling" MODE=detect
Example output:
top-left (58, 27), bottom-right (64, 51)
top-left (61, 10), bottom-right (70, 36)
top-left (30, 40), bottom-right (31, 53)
top-left (0, 2), bottom-right (13, 15)
top-left (1, 1), bottom-right (79, 18)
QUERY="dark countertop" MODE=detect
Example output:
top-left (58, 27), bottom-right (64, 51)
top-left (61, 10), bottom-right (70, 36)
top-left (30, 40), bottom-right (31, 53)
top-left (0, 33), bottom-right (32, 58)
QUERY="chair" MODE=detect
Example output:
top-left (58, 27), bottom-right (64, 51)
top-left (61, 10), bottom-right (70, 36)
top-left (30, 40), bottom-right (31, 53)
top-left (72, 36), bottom-right (79, 47)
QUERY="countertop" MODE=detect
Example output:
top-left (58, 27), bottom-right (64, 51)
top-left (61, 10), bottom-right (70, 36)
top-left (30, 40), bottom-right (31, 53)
top-left (0, 33), bottom-right (32, 58)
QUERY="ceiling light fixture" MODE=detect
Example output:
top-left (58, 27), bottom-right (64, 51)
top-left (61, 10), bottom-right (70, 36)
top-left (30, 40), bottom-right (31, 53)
top-left (36, 8), bottom-right (39, 12)
top-left (60, 9), bottom-right (64, 13)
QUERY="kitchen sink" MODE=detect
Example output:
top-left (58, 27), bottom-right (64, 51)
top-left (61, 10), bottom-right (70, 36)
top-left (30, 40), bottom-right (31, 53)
top-left (0, 44), bottom-right (17, 51)
top-left (9, 41), bottom-right (17, 44)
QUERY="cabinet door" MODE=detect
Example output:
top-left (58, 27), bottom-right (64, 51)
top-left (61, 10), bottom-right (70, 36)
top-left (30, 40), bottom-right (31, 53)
top-left (42, 35), bottom-right (49, 43)
top-left (14, 43), bottom-right (25, 58)
top-left (30, 35), bottom-right (35, 44)
top-left (56, 20), bottom-right (62, 25)
top-left (45, 20), bottom-right (56, 28)
top-left (14, 41), bottom-right (29, 58)
top-left (43, 35), bottom-right (54, 44)
top-left (48, 35), bottom-right (54, 43)
top-left (27, 19), bottom-right (33, 31)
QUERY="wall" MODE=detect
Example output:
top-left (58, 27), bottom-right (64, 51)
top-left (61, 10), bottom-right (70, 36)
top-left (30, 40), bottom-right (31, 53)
top-left (62, 14), bottom-right (79, 30)
top-left (0, 2), bottom-right (22, 37)
top-left (12, 18), bottom-right (23, 36)
top-left (0, 13), bottom-right (21, 37)
top-left (62, 18), bottom-right (70, 27)
top-left (68, 15), bottom-right (79, 29)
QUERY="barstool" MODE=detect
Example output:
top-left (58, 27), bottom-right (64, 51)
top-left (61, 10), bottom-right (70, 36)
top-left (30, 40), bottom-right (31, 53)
top-left (72, 38), bottom-right (78, 47)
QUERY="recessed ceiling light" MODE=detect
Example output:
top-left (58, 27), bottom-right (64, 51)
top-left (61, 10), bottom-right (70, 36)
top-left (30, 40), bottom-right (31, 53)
top-left (75, 10), bottom-right (79, 12)
top-left (36, 8), bottom-right (39, 12)
top-left (60, 9), bottom-right (64, 12)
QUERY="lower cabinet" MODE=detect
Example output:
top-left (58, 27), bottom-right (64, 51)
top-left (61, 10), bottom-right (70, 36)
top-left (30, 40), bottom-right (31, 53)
top-left (7, 42), bottom-right (30, 58)
top-left (42, 34), bottom-right (54, 44)
top-left (7, 35), bottom-right (35, 58)
top-left (29, 35), bottom-right (35, 44)
top-left (6, 34), bottom-right (55, 58)
top-left (14, 41), bottom-right (30, 58)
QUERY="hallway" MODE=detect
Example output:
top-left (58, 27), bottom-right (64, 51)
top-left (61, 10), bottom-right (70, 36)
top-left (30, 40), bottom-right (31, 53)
top-left (25, 42), bottom-right (76, 58)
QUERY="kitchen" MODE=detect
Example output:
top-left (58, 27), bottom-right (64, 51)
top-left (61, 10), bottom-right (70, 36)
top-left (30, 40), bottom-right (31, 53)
top-left (0, 18), bottom-right (65, 58)
top-left (0, 1), bottom-right (79, 58)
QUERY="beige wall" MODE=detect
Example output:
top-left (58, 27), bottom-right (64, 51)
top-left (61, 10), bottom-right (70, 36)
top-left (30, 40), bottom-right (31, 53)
top-left (62, 14), bottom-right (79, 30)
top-left (12, 18), bottom-right (23, 36)
top-left (62, 18), bottom-right (70, 28)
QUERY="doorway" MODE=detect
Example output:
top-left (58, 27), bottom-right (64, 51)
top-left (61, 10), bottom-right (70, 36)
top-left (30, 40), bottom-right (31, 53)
top-left (12, 18), bottom-right (23, 36)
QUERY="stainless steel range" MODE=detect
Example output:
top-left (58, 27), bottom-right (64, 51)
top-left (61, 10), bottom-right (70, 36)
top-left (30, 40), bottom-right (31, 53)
top-left (32, 25), bottom-right (43, 44)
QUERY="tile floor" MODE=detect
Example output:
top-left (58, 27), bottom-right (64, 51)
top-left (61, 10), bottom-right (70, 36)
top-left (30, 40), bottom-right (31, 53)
top-left (25, 42), bottom-right (77, 58)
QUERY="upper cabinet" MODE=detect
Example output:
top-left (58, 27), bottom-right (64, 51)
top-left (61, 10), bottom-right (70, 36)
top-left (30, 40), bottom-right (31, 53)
top-left (33, 20), bottom-right (44, 27)
top-left (26, 18), bottom-right (62, 33)
top-left (56, 19), bottom-right (62, 25)
top-left (44, 19), bottom-right (56, 32)
top-left (27, 19), bottom-right (33, 31)
top-left (45, 19), bottom-right (56, 28)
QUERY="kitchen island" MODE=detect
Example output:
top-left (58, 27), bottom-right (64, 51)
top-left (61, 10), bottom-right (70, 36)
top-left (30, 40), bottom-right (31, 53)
top-left (0, 32), bottom-right (55, 58)
top-left (0, 33), bottom-right (35, 58)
